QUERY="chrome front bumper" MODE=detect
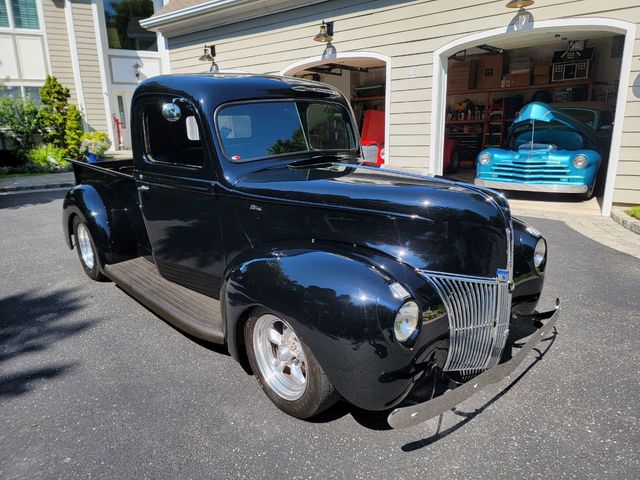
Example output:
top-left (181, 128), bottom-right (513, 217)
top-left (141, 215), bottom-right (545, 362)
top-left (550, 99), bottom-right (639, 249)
top-left (474, 179), bottom-right (588, 194)
top-left (387, 301), bottom-right (560, 429)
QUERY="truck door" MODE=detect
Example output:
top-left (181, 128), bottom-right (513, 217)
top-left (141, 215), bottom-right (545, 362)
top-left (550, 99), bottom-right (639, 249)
top-left (132, 94), bottom-right (225, 298)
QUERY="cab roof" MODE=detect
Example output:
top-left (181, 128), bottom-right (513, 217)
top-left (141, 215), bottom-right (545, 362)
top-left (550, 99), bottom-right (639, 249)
top-left (133, 73), bottom-right (345, 109)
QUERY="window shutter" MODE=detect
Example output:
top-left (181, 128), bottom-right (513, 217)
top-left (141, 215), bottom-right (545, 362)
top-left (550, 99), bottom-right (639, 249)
top-left (11, 0), bottom-right (39, 29)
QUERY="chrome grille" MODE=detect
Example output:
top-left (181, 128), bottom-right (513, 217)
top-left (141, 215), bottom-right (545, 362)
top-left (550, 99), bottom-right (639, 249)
top-left (420, 224), bottom-right (514, 374)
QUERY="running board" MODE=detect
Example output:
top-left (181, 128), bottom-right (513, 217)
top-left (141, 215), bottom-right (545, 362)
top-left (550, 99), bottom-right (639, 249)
top-left (104, 257), bottom-right (224, 344)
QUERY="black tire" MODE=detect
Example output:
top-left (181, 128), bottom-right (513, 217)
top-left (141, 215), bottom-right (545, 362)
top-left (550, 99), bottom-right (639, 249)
top-left (72, 216), bottom-right (107, 281)
top-left (581, 181), bottom-right (596, 201)
top-left (245, 308), bottom-right (340, 419)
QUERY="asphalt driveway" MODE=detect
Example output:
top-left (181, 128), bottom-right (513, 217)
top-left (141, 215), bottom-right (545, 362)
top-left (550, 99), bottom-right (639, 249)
top-left (1, 190), bottom-right (639, 479)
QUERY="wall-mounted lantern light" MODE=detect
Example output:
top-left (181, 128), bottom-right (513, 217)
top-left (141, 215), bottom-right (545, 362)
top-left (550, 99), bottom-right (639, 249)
top-left (506, 0), bottom-right (534, 7)
top-left (314, 21), bottom-right (334, 43)
top-left (133, 62), bottom-right (141, 82)
top-left (199, 45), bottom-right (219, 73)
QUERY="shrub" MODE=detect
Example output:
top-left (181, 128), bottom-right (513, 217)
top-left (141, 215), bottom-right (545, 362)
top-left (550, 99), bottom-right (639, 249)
top-left (628, 205), bottom-right (640, 221)
top-left (25, 144), bottom-right (68, 170)
top-left (80, 131), bottom-right (112, 157)
top-left (64, 104), bottom-right (84, 158)
top-left (39, 76), bottom-right (72, 149)
top-left (0, 95), bottom-right (42, 155)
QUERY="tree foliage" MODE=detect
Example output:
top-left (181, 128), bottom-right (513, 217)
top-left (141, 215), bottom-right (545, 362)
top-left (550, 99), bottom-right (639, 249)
top-left (0, 94), bottom-right (42, 155)
top-left (64, 104), bottom-right (84, 158)
top-left (39, 75), bottom-right (72, 149)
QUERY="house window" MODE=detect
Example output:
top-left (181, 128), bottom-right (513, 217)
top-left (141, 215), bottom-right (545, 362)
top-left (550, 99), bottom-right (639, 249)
top-left (11, 0), bottom-right (39, 29)
top-left (0, 1), bottom-right (9, 27)
top-left (0, 0), bottom-right (40, 29)
top-left (104, 0), bottom-right (157, 51)
top-left (0, 85), bottom-right (42, 104)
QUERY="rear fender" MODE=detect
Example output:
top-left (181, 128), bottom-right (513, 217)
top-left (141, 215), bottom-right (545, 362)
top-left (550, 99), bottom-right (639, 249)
top-left (222, 241), bottom-right (446, 410)
top-left (62, 185), bottom-right (138, 267)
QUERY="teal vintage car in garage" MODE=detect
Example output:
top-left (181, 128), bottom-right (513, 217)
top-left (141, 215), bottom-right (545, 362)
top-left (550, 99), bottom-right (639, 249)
top-left (475, 102), bottom-right (612, 200)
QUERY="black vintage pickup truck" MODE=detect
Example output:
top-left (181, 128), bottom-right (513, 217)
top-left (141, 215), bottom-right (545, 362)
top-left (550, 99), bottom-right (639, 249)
top-left (63, 74), bottom-right (558, 428)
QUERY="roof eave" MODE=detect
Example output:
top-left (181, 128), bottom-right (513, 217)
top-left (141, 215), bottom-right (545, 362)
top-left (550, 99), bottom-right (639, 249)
top-left (141, 0), bottom-right (328, 36)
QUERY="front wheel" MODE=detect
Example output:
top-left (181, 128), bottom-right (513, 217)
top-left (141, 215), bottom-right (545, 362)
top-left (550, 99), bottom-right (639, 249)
top-left (580, 181), bottom-right (596, 201)
top-left (73, 216), bottom-right (107, 281)
top-left (245, 309), bottom-right (340, 419)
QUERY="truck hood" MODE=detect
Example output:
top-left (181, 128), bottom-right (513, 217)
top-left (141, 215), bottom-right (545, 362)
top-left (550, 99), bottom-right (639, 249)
top-left (511, 102), bottom-right (599, 144)
top-left (228, 163), bottom-right (512, 278)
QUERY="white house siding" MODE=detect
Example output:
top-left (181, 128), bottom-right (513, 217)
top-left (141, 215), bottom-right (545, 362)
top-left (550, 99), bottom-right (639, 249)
top-left (165, 0), bottom-right (640, 205)
top-left (42, 0), bottom-right (77, 104)
top-left (71, 0), bottom-right (107, 132)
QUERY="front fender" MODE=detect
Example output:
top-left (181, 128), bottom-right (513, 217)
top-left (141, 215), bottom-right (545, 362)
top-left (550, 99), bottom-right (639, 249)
top-left (62, 184), bottom-right (139, 267)
top-left (222, 241), bottom-right (448, 411)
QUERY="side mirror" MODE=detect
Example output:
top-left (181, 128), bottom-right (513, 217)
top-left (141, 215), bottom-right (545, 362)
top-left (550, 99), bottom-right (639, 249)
top-left (162, 102), bottom-right (182, 122)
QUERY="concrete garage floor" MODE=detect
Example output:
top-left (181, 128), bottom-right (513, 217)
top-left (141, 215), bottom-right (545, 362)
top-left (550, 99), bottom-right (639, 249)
top-left (447, 167), bottom-right (602, 216)
top-left (1, 190), bottom-right (639, 479)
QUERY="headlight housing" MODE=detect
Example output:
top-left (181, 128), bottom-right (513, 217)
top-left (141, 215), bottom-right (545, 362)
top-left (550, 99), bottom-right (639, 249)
top-left (478, 152), bottom-right (492, 165)
top-left (394, 301), bottom-right (420, 343)
top-left (533, 237), bottom-right (547, 274)
top-left (572, 154), bottom-right (588, 169)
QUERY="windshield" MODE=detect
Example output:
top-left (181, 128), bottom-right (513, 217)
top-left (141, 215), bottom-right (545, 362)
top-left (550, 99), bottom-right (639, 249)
top-left (216, 101), bottom-right (357, 162)
top-left (558, 108), bottom-right (597, 128)
top-left (511, 121), bottom-right (586, 151)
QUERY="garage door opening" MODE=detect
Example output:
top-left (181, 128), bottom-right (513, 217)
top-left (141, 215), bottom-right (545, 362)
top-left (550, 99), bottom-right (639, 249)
top-left (281, 54), bottom-right (390, 166)
top-left (431, 19), bottom-right (636, 216)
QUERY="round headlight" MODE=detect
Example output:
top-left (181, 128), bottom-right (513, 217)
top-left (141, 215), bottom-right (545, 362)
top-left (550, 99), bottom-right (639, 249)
top-left (394, 301), bottom-right (420, 343)
top-left (533, 237), bottom-right (547, 272)
top-left (573, 154), bottom-right (588, 169)
top-left (478, 153), bottom-right (492, 165)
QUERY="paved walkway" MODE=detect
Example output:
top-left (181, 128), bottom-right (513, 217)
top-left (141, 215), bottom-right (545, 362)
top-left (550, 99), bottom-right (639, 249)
top-left (513, 206), bottom-right (640, 259)
top-left (0, 172), bottom-right (75, 193)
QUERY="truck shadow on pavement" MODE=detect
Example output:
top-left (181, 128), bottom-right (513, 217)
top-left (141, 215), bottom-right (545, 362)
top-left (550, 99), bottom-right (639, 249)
top-left (0, 190), bottom-right (67, 210)
top-left (307, 328), bottom-right (557, 444)
top-left (401, 331), bottom-right (557, 451)
top-left (0, 287), bottom-right (95, 398)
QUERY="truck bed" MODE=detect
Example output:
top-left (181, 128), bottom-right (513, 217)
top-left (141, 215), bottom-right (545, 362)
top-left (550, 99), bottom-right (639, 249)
top-left (69, 158), bottom-right (135, 182)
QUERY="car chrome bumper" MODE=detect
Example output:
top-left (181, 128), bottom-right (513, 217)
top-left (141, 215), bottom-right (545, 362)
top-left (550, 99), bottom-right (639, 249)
top-left (387, 300), bottom-right (560, 429)
top-left (474, 179), bottom-right (588, 193)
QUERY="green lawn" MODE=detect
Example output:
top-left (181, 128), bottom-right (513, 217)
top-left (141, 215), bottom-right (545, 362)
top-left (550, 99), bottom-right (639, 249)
top-left (628, 205), bottom-right (640, 221)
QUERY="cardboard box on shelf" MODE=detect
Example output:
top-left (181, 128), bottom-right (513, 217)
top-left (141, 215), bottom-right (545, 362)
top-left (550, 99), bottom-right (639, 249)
top-left (477, 54), bottom-right (504, 89)
top-left (534, 75), bottom-right (549, 85)
top-left (447, 60), bottom-right (477, 92)
top-left (505, 71), bottom-right (531, 88)
top-left (534, 64), bottom-right (550, 76)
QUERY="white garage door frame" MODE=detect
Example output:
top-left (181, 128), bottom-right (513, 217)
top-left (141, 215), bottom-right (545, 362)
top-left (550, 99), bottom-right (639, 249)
top-left (280, 51), bottom-right (392, 166)
top-left (430, 17), bottom-right (637, 216)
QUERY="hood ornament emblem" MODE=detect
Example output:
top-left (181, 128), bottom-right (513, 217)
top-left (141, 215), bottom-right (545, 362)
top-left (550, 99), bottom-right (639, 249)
top-left (496, 268), bottom-right (509, 283)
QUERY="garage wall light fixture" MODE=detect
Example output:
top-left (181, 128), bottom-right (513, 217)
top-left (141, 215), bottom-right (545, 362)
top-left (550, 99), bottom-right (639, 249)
top-left (199, 45), bottom-right (219, 73)
top-left (133, 62), bottom-right (141, 82)
top-left (506, 0), bottom-right (534, 7)
top-left (314, 21), bottom-right (334, 43)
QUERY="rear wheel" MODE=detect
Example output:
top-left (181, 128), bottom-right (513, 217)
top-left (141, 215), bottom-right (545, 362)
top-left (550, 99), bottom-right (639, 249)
top-left (245, 309), bottom-right (340, 419)
top-left (73, 216), bottom-right (107, 281)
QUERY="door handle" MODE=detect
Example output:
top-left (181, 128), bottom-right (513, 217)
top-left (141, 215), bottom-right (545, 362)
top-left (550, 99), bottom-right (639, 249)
top-left (138, 185), bottom-right (150, 192)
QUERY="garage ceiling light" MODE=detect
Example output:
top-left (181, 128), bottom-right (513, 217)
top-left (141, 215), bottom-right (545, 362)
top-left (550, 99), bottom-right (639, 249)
top-left (506, 0), bottom-right (534, 7)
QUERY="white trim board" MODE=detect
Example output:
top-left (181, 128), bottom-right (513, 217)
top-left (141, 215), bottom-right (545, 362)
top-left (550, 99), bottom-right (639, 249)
top-left (64, 0), bottom-right (86, 126)
top-left (92, 0), bottom-right (117, 150)
top-left (430, 17), bottom-right (637, 217)
top-left (280, 51), bottom-right (392, 167)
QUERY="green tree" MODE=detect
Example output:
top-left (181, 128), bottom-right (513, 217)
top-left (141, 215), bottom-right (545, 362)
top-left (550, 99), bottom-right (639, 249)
top-left (0, 95), bottom-right (42, 156)
top-left (64, 104), bottom-right (84, 158)
top-left (39, 75), bottom-right (72, 149)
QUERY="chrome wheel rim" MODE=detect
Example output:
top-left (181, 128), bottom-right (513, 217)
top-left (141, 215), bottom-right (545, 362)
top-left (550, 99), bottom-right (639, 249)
top-left (77, 223), bottom-right (95, 269)
top-left (253, 314), bottom-right (307, 401)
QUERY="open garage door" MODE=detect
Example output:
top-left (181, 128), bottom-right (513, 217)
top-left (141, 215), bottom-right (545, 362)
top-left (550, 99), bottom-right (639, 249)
top-left (281, 54), bottom-right (390, 167)
top-left (431, 19), bottom-right (636, 216)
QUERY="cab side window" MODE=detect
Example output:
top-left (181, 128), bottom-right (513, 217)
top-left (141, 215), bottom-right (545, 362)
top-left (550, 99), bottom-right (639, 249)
top-left (142, 99), bottom-right (205, 168)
